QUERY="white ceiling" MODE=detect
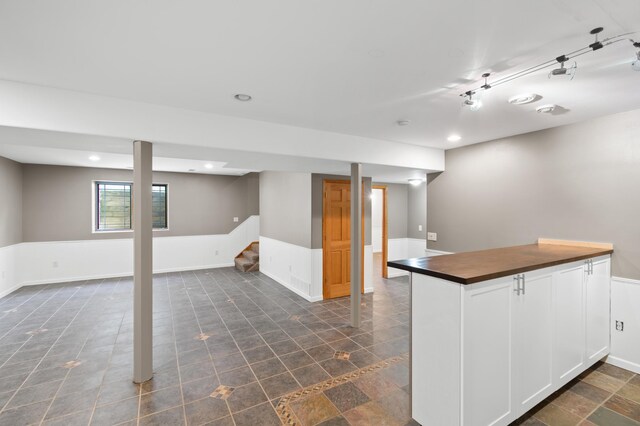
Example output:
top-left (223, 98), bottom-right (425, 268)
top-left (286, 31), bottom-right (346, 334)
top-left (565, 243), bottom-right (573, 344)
top-left (0, 0), bottom-right (638, 151)
top-left (0, 126), bottom-right (431, 183)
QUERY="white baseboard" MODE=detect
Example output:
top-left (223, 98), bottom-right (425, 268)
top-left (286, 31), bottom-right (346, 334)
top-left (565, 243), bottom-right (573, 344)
top-left (260, 268), bottom-right (322, 303)
top-left (0, 216), bottom-right (259, 300)
top-left (605, 355), bottom-right (640, 375)
top-left (0, 282), bottom-right (22, 299)
top-left (17, 263), bottom-right (237, 288)
top-left (388, 269), bottom-right (409, 278)
top-left (425, 248), bottom-right (453, 256)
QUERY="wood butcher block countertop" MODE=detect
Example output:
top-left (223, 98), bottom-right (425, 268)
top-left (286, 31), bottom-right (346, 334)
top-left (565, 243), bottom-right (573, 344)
top-left (387, 243), bottom-right (613, 284)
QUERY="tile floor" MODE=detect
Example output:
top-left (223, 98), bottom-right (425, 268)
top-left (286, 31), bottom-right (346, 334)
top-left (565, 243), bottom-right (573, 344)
top-left (0, 263), bottom-right (410, 426)
top-left (0, 257), bottom-right (639, 425)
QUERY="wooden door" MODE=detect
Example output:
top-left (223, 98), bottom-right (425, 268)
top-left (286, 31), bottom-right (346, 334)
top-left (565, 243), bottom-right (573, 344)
top-left (323, 180), bottom-right (364, 299)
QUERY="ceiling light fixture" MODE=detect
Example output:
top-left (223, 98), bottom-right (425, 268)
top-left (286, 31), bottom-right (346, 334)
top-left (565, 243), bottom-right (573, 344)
top-left (204, 163), bottom-right (214, 169)
top-left (632, 41), bottom-right (640, 71)
top-left (408, 178), bottom-right (423, 186)
top-left (462, 91), bottom-right (482, 111)
top-left (447, 134), bottom-right (461, 142)
top-left (508, 93), bottom-right (540, 105)
top-left (459, 27), bottom-right (638, 103)
top-left (188, 168), bottom-right (196, 172)
top-left (549, 55), bottom-right (577, 79)
top-left (89, 155), bottom-right (100, 162)
top-left (397, 119), bottom-right (410, 126)
top-left (536, 104), bottom-right (557, 114)
top-left (234, 94), bottom-right (252, 102)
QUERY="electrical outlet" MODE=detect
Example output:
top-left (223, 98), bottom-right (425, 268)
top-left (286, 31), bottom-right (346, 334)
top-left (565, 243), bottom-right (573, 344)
top-left (418, 225), bottom-right (423, 232)
top-left (52, 261), bottom-right (59, 268)
top-left (427, 232), bottom-right (437, 241)
top-left (289, 265), bottom-right (292, 272)
top-left (233, 217), bottom-right (239, 223)
top-left (616, 320), bottom-right (624, 332)
top-left (215, 250), bottom-right (219, 256)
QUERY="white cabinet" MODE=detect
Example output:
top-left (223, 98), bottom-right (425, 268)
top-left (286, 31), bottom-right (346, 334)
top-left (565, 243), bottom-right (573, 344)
top-left (459, 268), bottom-right (555, 426)
top-left (412, 255), bottom-right (611, 426)
top-left (553, 261), bottom-right (586, 386)
top-left (586, 256), bottom-right (611, 363)
top-left (462, 279), bottom-right (515, 426)
top-left (513, 268), bottom-right (554, 415)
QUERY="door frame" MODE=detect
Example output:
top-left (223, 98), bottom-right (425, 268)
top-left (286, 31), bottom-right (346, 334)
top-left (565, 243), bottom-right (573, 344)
top-left (322, 179), bottom-right (365, 299)
top-left (372, 185), bottom-right (388, 278)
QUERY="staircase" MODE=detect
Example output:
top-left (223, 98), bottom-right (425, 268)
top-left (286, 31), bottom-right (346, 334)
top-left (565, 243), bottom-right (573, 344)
top-left (234, 242), bottom-right (259, 272)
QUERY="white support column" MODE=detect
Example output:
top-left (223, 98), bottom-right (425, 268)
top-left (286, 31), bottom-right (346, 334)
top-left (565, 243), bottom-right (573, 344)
top-left (133, 140), bottom-right (153, 383)
top-left (350, 163), bottom-right (362, 328)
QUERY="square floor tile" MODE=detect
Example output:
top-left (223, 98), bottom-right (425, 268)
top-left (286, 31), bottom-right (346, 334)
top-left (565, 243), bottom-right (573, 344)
top-left (260, 372), bottom-right (301, 399)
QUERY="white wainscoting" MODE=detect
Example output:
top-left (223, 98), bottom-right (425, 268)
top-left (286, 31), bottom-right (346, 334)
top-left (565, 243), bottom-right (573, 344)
top-left (386, 238), bottom-right (445, 278)
top-left (260, 236), bottom-right (373, 302)
top-left (607, 276), bottom-right (640, 374)
top-left (0, 244), bottom-right (20, 299)
top-left (0, 216), bottom-right (259, 296)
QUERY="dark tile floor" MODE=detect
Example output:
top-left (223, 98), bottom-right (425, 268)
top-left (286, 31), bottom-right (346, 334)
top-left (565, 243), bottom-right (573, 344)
top-left (0, 262), bottom-right (411, 425)
top-left (1, 254), bottom-right (639, 426)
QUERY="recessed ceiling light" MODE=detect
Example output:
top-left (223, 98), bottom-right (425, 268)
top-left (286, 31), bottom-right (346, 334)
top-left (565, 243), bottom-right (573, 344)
top-left (188, 168), bottom-right (196, 172)
top-left (397, 120), bottom-right (410, 126)
top-left (89, 155), bottom-right (100, 162)
top-left (408, 178), bottom-right (423, 186)
top-left (234, 94), bottom-right (252, 102)
top-left (536, 104), bottom-right (558, 114)
top-left (508, 93), bottom-right (540, 105)
top-left (447, 134), bottom-right (461, 142)
top-left (204, 163), bottom-right (214, 169)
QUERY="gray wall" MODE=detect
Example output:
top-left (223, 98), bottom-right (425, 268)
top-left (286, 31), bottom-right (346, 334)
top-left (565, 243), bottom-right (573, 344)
top-left (427, 108), bottom-right (640, 280)
top-left (22, 164), bottom-right (259, 242)
top-left (259, 171), bottom-right (312, 248)
top-left (408, 182), bottom-right (426, 239)
top-left (372, 183), bottom-right (408, 239)
top-left (0, 156), bottom-right (22, 247)
top-left (311, 174), bottom-right (372, 249)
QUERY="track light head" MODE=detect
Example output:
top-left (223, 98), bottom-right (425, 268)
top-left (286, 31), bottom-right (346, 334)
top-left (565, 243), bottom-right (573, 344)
top-left (549, 60), bottom-right (577, 79)
top-left (589, 27), bottom-right (604, 51)
top-left (462, 91), bottom-right (482, 111)
top-left (633, 51), bottom-right (640, 72)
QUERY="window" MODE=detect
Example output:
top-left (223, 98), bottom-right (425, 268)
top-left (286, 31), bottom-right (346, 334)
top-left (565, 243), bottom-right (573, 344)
top-left (95, 182), bottom-right (167, 231)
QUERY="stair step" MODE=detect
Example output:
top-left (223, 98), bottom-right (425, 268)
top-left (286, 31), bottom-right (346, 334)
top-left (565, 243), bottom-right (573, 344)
top-left (251, 243), bottom-right (259, 254)
top-left (243, 250), bottom-right (259, 262)
top-left (234, 257), bottom-right (255, 272)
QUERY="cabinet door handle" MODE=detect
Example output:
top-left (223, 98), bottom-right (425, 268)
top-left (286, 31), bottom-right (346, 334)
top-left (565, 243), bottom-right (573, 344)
top-left (521, 274), bottom-right (525, 295)
top-left (513, 275), bottom-right (520, 295)
top-left (590, 259), bottom-right (594, 275)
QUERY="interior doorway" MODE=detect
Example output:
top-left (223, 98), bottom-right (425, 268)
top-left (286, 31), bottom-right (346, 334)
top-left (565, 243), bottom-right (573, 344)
top-left (322, 180), bottom-right (365, 299)
top-left (372, 185), bottom-right (388, 278)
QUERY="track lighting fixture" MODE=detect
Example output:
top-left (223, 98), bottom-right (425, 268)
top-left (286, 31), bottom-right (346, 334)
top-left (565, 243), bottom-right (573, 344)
top-left (549, 55), bottom-right (577, 79)
top-left (462, 91), bottom-right (482, 111)
top-left (459, 27), bottom-right (639, 107)
top-left (632, 41), bottom-right (640, 71)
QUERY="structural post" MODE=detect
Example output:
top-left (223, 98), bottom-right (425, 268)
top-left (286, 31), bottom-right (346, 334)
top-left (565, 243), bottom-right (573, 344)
top-left (133, 140), bottom-right (153, 383)
top-left (350, 163), bottom-right (362, 328)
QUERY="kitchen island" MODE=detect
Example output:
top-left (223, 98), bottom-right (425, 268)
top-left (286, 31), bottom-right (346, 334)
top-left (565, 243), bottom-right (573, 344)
top-left (388, 240), bottom-right (613, 426)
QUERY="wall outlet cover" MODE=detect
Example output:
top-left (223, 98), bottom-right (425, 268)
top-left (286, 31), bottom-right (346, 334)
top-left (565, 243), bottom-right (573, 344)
top-left (427, 232), bottom-right (438, 241)
top-left (233, 217), bottom-right (239, 222)
top-left (418, 225), bottom-right (423, 231)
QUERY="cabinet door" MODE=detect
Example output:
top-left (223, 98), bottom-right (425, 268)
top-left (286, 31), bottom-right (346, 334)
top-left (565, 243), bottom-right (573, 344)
top-left (462, 278), bottom-right (515, 426)
top-left (513, 269), bottom-right (554, 416)
top-left (553, 262), bottom-right (586, 386)
top-left (586, 257), bottom-right (611, 363)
